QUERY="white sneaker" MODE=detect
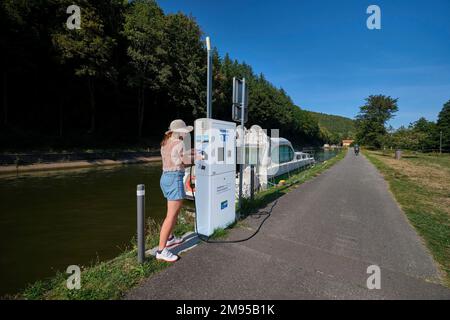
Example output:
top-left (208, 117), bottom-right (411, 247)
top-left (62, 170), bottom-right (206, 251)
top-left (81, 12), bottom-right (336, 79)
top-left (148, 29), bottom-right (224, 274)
top-left (166, 235), bottom-right (184, 248)
top-left (156, 248), bottom-right (179, 263)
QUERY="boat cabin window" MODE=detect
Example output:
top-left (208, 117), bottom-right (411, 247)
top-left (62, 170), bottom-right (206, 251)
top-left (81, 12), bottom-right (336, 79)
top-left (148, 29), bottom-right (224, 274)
top-left (272, 145), bottom-right (294, 164)
top-left (245, 146), bottom-right (259, 165)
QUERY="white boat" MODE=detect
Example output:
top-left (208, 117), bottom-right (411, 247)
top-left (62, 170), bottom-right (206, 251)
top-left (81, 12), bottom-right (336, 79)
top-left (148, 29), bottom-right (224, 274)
top-left (183, 125), bottom-right (315, 199)
top-left (244, 136), bottom-right (315, 192)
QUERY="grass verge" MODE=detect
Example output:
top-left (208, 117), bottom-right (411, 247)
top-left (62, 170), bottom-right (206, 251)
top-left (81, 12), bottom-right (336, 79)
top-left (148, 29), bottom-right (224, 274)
top-left (19, 213), bottom-right (194, 300)
top-left (364, 150), bottom-right (450, 286)
top-left (18, 149), bottom-right (346, 300)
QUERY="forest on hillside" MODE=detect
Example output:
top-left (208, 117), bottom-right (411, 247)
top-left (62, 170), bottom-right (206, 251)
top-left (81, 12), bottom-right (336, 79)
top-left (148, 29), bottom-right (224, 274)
top-left (307, 111), bottom-right (355, 145)
top-left (0, 0), bottom-right (338, 152)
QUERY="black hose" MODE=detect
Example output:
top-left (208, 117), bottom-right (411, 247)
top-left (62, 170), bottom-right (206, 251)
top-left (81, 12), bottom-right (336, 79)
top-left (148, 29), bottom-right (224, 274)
top-left (189, 165), bottom-right (274, 244)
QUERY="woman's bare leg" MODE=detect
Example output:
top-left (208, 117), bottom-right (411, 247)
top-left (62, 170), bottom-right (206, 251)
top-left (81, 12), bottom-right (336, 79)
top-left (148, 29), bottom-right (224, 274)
top-left (158, 200), bottom-right (183, 251)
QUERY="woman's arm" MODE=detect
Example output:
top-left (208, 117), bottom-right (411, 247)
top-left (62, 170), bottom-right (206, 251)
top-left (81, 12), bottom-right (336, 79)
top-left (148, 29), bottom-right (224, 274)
top-left (182, 149), bottom-right (198, 167)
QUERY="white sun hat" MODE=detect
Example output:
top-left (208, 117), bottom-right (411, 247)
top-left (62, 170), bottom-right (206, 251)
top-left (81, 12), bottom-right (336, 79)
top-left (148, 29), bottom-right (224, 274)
top-left (166, 119), bottom-right (193, 135)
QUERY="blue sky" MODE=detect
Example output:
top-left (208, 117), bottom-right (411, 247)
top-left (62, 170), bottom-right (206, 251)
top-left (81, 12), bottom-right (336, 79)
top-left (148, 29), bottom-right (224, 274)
top-left (158, 0), bottom-right (450, 128)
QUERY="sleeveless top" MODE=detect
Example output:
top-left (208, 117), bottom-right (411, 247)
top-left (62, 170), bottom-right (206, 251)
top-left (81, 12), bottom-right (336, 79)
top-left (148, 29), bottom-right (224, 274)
top-left (161, 138), bottom-right (187, 172)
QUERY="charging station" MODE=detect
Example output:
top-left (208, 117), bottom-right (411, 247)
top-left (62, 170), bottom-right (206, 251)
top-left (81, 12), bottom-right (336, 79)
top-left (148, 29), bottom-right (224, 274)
top-left (194, 118), bottom-right (237, 237)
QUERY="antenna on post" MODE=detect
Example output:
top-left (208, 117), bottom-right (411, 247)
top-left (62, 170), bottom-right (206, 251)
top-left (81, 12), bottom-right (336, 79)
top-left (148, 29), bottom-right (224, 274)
top-left (232, 77), bottom-right (249, 217)
top-left (206, 36), bottom-right (213, 119)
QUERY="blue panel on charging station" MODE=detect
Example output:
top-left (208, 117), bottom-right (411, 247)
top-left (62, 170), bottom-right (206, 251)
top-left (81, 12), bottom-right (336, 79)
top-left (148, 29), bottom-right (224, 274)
top-left (221, 200), bottom-right (228, 210)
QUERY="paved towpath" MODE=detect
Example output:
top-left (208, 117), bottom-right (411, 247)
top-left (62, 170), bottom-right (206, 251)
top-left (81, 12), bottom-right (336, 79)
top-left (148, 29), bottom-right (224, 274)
top-left (126, 150), bottom-right (450, 299)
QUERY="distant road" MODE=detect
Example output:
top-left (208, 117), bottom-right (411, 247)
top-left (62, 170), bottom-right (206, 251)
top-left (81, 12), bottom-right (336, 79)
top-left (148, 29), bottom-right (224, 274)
top-left (126, 150), bottom-right (450, 299)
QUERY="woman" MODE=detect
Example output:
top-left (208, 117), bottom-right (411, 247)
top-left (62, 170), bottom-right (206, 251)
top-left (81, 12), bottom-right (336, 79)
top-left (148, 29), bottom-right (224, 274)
top-left (156, 119), bottom-right (194, 263)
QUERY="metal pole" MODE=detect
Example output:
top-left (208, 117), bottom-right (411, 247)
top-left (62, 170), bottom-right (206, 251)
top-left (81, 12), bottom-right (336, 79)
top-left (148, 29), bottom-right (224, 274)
top-left (250, 165), bottom-right (255, 201)
top-left (206, 37), bottom-right (212, 119)
top-left (238, 78), bottom-right (246, 218)
top-left (137, 184), bottom-right (145, 264)
top-left (440, 131), bottom-right (443, 155)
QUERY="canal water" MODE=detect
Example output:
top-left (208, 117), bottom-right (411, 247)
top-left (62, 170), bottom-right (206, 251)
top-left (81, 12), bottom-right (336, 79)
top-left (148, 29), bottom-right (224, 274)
top-left (308, 149), bottom-right (340, 163)
top-left (0, 149), bottom-right (338, 296)
top-left (0, 163), bottom-right (167, 296)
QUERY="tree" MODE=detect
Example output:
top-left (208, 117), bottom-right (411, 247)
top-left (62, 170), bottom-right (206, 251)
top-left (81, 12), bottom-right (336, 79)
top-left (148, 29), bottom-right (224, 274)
top-left (0, 0), bottom-right (49, 127)
top-left (389, 126), bottom-right (425, 150)
top-left (163, 13), bottom-right (205, 120)
top-left (122, 0), bottom-right (169, 137)
top-left (0, 0), bottom-right (329, 150)
top-left (437, 100), bottom-right (450, 152)
top-left (53, 1), bottom-right (117, 134)
top-left (355, 95), bottom-right (399, 148)
top-left (410, 117), bottom-right (438, 151)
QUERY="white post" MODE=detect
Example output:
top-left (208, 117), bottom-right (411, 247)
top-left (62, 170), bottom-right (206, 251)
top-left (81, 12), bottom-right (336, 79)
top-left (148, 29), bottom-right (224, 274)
top-left (238, 79), bottom-right (246, 217)
top-left (206, 37), bottom-right (212, 119)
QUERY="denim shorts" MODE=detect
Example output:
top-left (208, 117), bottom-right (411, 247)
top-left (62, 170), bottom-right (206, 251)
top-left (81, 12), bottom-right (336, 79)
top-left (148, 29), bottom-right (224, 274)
top-left (160, 171), bottom-right (186, 201)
